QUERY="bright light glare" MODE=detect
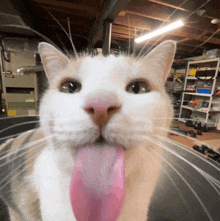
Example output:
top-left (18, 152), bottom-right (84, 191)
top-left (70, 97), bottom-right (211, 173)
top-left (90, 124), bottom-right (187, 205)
top-left (135, 20), bottom-right (184, 43)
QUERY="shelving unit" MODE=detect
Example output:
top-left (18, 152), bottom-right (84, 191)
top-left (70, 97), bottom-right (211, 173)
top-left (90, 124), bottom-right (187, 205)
top-left (169, 61), bottom-right (187, 118)
top-left (178, 58), bottom-right (220, 127)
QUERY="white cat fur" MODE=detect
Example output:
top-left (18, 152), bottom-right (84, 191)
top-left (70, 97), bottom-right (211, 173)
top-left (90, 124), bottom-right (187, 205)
top-left (4, 40), bottom-right (176, 221)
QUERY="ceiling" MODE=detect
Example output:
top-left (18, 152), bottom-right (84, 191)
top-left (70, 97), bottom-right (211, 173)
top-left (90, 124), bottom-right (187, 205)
top-left (0, 0), bottom-right (220, 59)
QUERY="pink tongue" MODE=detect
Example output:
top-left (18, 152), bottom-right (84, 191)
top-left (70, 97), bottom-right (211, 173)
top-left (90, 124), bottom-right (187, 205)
top-left (70, 146), bottom-right (125, 221)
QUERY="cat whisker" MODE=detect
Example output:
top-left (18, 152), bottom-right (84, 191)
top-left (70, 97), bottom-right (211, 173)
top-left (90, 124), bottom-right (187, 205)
top-left (0, 120), bottom-right (40, 134)
top-left (132, 117), bottom-right (199, 121)
top-left (158, 136), bottom-right (220, 202)
top-left (107, 129), bottom-right (219, 220)
top-left (0, 138), bottom-right (59, 194)
top-left (154, 133), bottom-right (220, 173)
top-left (137, 0), bottom-right (189, 59)
top-left (141, 33), bottom-right (167, 58)
top-left (169, 157), bottom-right (220, 195)
top-left (0, 139), bottom-right (47, 172)
top-left (142, 135), bottom-right (214, 221)
top-left (0, 139), bottom-right (57, 192)
top-left (185, 0), bottom-right (210, 19)
top-left (16, 114), bottom-right (197, 122)
top-left (67, 17), bottom-right (73, 50)
top-left (127, 14), bottom-right (131, 54)
top-left (55, 33), bottom-right (71, 57)
top-left (138, 0), bottom-right (211, 59)
top-left (194, 167), bottom-right (220, 195)
top-left (132, 27), bottom-right (137, 56)
top-left (191, 28), bottom-right (220, 52)
top-left (151, 133), bottom-right (220, 194)
top-left (146, 148), bottom-right (193, 216)
top-left (45, 8), bottom-right (78, 60)
top-left (0, 132), bottom-right (31, 142)
top-left (0, 134), bottom-right (53, 162)
top-left (0, 115), bottom-right (39, 121)
top-left (156, 126), bottom-right (204, 145)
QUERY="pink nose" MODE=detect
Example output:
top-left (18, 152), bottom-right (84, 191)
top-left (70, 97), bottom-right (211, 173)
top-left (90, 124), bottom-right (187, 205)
top-left (84, 93), bottom-right (121, 128)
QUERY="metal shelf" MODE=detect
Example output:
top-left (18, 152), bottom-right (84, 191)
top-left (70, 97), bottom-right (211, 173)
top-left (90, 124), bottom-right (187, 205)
top-left (179, 58), bottom-right (220, 127)
top-left (186, 76), bottom-right (197, 79)
top-left (182, 105), bottom-right (206, 113)
top-left (178, 118), bottom-right (186, 123)
top-left (183, 92), bottom-right (212, 97)
top-left (189, 58), bottom-right (219, 64)
top-left (182, 105), bottom-right (220, 113)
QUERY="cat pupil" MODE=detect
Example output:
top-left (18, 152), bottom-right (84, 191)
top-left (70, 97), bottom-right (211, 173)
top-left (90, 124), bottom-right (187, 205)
top-left (69, 82), bottom-right (77, 93)
top-left (132, 83), bottom-right (140, 94)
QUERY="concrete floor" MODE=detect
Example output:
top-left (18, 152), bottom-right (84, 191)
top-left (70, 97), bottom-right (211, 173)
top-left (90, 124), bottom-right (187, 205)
top-left (169, 121), bottom-right (220, 150)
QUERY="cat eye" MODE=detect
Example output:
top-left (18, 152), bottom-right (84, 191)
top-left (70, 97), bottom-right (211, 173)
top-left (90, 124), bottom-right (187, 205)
top-left (60, 81), bottom-right (81, 93)
top-left (126, 81), bottom-right (149, 94)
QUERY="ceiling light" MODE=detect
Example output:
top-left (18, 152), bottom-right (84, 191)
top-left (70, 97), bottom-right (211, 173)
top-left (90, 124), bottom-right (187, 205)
top-left (211, 19), bottom-right (220, 24)
top-left (135, 20), bottom-right (184, 43)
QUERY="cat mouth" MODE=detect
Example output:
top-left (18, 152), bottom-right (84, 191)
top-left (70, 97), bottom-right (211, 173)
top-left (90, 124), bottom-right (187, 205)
top-left (73, 133), bottom-right (126, 151)
top-left (95, 135), bottom-right (107, 144)
top-left (94, 135), bottom-right (126, 150)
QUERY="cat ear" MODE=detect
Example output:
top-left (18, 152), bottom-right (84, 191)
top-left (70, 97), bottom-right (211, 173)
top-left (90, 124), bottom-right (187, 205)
top-left (38, 42), bottom-right (70, 82)
top-left (144, 40), bottom-right (176, 84)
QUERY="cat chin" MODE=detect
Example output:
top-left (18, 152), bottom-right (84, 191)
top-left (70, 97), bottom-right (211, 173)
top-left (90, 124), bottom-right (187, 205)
top-left (49, 133), bottom-right (131, 153)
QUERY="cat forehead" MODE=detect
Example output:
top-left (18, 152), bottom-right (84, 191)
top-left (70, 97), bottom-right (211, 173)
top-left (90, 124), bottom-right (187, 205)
top-left (67, 55), bottom-right (142, 80)
top-left (80, 55), bottom-right (135, 71)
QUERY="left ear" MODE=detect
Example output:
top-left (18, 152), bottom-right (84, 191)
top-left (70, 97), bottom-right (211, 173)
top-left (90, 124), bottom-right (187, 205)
top-left (38, 42), bottom-right (70, 83)
top-left (144, 40), bottom-right (176, 84)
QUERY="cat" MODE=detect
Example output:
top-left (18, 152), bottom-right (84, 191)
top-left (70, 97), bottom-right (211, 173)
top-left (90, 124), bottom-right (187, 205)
top-left (0, 40), bottom-right (175, 221)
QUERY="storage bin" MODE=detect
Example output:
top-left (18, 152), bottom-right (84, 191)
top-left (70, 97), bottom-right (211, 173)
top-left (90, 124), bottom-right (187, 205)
top-left (196, 88), bottom-right (211, 94)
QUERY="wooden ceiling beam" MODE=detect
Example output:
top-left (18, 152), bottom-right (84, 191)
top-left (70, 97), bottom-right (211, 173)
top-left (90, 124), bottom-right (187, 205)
top-left (112, 24), bottom-right (220, 47)
top-left (147, 0), bottom-right (220, 20)
top-left (146, 0), bottom-right (204, 12)
top-left (112, 33), bottom-right (131, 40)
top-left (112, 25), bottom-right (137, 36)
top-left (177, 44), bottom-right (204, 52)
top-left (205, 8), bottom-right (220, 20)
top-left (131, 28), bottom-right (220, 49)
top-left (29, 0), bottom-right (98, 17)
top-left (113, 13), bottom-right (220, 46)
top-left (175, 49), bottom-right (197, 57)
top-left (126, 3), bottom-right (172, 22)
top-left (133, 40), bottom-right (202, 51)
top-left (177, 38), bottom-right (191, 43)
top-left (112, 31), bottom-right (136, 38)
top-left (146, 0), bottom-right (188, 11)
top-left (114, 14), bottom-right (154, 31)
top-left (113, 24), bottom-right (142, 32)
top-left (178, 43), bottom-right (206, 53)
top-left (122, 4), bottom-right (217, 33)
top-left (169, 29), bottom-right (220, 45)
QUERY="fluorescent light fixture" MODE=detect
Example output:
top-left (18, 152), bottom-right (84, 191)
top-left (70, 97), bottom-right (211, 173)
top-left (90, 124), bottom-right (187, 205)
top-left (135, 20), bottom-right (184, 43)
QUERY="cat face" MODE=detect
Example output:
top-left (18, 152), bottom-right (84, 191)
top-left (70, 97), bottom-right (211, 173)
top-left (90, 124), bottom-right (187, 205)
top-left (39, 41), bottom-right (175, 151)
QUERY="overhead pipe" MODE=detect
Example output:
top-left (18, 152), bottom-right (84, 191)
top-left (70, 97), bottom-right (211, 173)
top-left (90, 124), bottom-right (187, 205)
top-left (102, 20), bottom-right (112, 56)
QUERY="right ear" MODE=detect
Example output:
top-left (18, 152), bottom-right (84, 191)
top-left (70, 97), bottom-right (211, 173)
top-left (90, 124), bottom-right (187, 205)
top-left (38, 42), bottom-right (70, 82)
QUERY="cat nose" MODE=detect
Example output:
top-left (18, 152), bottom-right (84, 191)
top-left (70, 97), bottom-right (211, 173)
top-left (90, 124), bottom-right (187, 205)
top-left (84, 93), bottom-right (121, 128)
